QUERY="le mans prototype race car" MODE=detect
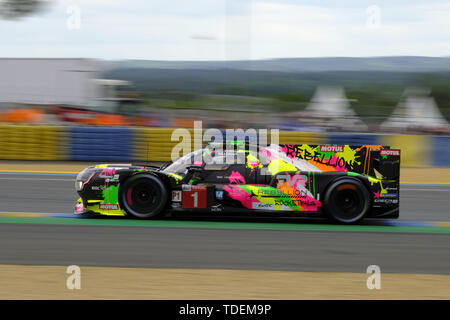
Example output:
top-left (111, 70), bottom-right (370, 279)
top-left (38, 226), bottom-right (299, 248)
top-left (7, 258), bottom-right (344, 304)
top-left (75, 142), bottom-right (400, 224)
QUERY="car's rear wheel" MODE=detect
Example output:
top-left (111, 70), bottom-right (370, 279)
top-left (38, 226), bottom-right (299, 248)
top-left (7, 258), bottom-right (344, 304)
top-left (323, 178), bottom-right (370, 224)
top-left (119, 174), bottom-right (168, 219)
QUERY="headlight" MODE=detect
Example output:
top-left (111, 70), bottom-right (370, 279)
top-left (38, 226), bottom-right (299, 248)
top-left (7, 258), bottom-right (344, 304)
top-left (76, 168), bottom-right (92, 191)
top-left (75, 180), bottom-right (83, 191)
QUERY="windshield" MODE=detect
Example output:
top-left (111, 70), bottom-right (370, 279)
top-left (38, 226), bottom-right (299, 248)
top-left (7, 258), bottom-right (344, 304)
top-left (162, 149), bottom-right (205, 175)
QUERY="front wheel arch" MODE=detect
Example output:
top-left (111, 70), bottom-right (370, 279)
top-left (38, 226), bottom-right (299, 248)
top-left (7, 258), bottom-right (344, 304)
top-left (118, 173), bottom-right (168, 219)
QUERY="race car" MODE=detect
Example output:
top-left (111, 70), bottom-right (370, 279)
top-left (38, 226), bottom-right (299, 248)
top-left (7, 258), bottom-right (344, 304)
top-left (74, 142), bottom-right (400, 224)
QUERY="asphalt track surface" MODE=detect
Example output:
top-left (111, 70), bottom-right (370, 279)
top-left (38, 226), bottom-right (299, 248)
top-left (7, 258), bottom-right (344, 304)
top-left (0, 173), bottom-right (449, 274)
top-left (0, 172), bottom-right (448, 221)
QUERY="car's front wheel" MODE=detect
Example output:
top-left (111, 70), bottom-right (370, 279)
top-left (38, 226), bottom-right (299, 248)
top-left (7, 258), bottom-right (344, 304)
top-left (119, 174), bottom-right (168, 219)
top-left (323, 177), bottom-right (370, 224)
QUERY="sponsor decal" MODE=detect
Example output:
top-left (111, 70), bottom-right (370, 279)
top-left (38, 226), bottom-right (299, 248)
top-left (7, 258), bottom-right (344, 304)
top-left (380, 149), bottom-right (400, 156)
top-left (381, 193), bottom-right (398, 198)
top-left (182, 184), bottom-right (191, 191)
top-left (374, 199), bottom-right (398, 204)
top-left (171, 202), bottom-right (181, 208)
top-left (215, 190), bottom-right (224, 200)
top-left (252, 202), bottom-right (275, 210)
top-left (99, 204), bottom-right (119, 210)
top-left (182, 184), bottom-right (207, 209)
top-left (320, 145), bottom-right (344, 153)
top-left (211, 204), bottom-right (223, 212)
top-left (172, 190), bottom-right (182, 202)
top-left (191, 185), bottom-right (207, 191)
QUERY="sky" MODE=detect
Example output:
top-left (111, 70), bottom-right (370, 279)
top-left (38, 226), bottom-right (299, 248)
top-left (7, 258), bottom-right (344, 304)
top-left (1, 0), bottom-right (450, 60)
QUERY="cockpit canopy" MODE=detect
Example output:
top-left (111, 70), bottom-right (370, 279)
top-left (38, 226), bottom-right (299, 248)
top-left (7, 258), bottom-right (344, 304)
top-left (162, 144), bottom-right (321, 176)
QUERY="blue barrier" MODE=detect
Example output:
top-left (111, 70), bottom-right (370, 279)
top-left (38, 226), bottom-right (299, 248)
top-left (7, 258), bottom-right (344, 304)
top-left (432, 136), bottom-right (450, 167)
top-left (327, 133), bottom-right (377, 146)
top-left (69, 126), bottom-right (132, 161)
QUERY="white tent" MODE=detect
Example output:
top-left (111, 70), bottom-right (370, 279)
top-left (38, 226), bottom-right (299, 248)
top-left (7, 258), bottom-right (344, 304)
top-left (304, 86), bottom-right (367, 131)
top-left (381, 87), bottom-right (449, 131)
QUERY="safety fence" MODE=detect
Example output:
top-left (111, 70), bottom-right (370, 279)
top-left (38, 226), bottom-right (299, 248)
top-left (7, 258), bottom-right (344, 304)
top-left (0, 124), bottom-right (448, 167)
top-left (0, 124), bottom-right (66, 160)
top-left (70, 126), bottom-right (132, 162)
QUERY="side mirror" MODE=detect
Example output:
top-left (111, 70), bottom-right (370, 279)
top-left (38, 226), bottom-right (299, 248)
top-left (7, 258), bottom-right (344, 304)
top-left (181, 166), bottom-right (204, 184)
top-left (186, 166), bottom-right (203, 173)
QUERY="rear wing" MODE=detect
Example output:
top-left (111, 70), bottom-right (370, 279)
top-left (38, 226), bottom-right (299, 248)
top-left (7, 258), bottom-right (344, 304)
top-left (279, 144), bottom-right (400, 181)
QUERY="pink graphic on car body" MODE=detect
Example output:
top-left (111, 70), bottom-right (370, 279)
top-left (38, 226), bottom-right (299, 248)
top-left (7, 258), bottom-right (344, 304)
top-left (223, 185), bottom-right (258, 209)
top-left (75, 202), bottom-right (84, 213)
top-left (228, 171), bottom-right (245, 184)
top-left (99, 168), bottom-right (116, 178)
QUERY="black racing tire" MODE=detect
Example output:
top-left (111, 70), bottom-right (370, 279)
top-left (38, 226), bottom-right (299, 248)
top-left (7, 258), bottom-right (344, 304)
top-left (119, 174), bottom-right (168, 219)
top-left (323, 177), bottom-right (371, 224)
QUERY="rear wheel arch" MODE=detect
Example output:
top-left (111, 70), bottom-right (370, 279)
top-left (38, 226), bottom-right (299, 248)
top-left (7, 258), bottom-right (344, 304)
top-left (322, 176), bottom-right (372, 224)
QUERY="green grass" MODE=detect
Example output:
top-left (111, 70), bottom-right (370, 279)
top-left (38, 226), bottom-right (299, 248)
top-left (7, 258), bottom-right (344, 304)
top-left (0, 216), bottom-right (449, 234)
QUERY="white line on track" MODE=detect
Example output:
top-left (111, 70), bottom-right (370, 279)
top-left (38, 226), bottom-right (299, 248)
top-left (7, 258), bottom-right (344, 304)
top-left (1, 175), bottom-right (450, 190)
top-left (0, 177), bottom-right (73, 181)
top-left (401, 188), bottom-right (450, 192)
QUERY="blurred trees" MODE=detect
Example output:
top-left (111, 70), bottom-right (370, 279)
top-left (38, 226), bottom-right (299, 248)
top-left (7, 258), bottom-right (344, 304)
top-left (0, 0), bottom-right (49, 20)
top-left (346, 87), bottom-right (402, 122)
top-left (275, 92), bottom-right (309, 103)
top-left (105, 66), bottom-right (450, 123)
top-left (417, 73), bottom-right (450, 121)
